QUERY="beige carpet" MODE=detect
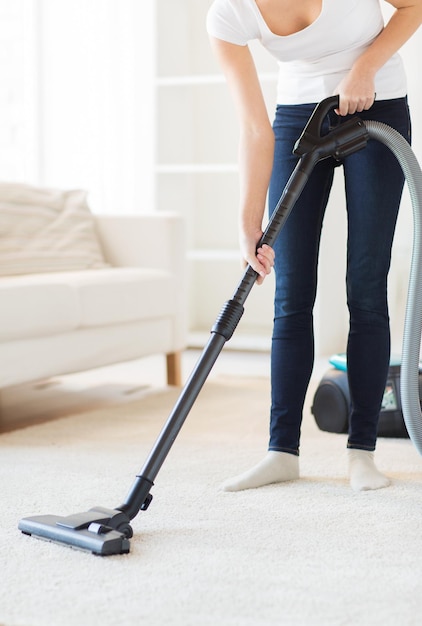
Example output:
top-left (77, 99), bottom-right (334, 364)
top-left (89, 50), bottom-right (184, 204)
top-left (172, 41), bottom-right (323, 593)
top-left (1, 375), bottom-right (422, 626)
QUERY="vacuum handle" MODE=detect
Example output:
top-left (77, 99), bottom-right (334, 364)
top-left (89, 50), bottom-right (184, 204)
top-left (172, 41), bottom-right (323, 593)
top-left (293, 95), bottom-right (340, 156)
top-left (232, 95), bottom-right (370, 307)
top-left (302, 95), bottom-right (339, 138)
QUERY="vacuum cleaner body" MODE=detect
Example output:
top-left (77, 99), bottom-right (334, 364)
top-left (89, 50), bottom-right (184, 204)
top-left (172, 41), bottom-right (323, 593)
top-left (311, 356), bottom-right (415, 439)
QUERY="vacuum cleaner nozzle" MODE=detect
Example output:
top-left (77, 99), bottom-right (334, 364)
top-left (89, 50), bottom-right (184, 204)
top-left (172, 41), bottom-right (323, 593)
top-left (18, 506), bottom-right (132, 556)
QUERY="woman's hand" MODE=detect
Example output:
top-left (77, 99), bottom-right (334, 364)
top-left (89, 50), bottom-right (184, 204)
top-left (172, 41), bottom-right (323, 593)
top-left (334, 65), bottom-right (376, 116)
top-left (240, 229), bottom-right (275, 285)
top-left (334, 0), bottom-right (422, 116)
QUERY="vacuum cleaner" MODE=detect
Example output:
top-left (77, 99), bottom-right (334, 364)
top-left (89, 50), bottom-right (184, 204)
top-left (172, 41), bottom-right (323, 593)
top-left (311, 353), bottom-right (417, 438)
top-left (18, 96), bottom-right (422, 555)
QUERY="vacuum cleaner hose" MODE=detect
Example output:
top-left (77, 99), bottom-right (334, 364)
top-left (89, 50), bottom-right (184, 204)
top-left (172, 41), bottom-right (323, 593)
top-left (364, 121), bottom-right (422, 455)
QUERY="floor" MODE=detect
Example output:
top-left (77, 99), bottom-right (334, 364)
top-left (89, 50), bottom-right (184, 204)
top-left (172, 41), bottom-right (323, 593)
top-left (0, 348), bottom-right (330, 433)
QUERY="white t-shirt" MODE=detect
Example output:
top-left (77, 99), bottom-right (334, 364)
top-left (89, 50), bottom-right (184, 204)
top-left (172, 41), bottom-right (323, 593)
top-left (206, 0), bottom-right (407, 104)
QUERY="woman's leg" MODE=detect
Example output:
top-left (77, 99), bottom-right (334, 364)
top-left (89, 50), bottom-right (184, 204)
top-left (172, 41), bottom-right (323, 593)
top-left (221, 104), bottom-right (335, 491)
top-left (342, 98), bottom-right (411, 490)
top-left (269, 117), bottom-right (335, 457)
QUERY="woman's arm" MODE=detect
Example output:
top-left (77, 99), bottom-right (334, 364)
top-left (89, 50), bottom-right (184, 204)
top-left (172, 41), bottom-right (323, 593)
top-left (209, 36), bottom-right (275, 283)
top-left (335, 0), bottom-right (422, 115)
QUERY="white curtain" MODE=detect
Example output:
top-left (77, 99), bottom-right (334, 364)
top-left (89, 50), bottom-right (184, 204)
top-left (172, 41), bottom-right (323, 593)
top-left (0, 0), bottom-right (37, 182)
top-left (37, 0), bottom-right (156, 214)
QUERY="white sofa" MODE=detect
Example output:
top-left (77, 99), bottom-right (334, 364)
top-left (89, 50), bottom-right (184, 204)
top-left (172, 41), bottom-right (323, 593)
top-left (0, 183), bottom-right (187, 394)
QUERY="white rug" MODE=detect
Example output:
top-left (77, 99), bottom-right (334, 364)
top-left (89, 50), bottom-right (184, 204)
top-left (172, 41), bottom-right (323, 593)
top-left (1, 376), bottom-right (422, 626)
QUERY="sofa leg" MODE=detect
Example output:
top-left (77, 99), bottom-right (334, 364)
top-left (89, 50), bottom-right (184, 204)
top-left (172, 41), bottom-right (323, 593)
top-left (166, 352), bottom-right (182, 386)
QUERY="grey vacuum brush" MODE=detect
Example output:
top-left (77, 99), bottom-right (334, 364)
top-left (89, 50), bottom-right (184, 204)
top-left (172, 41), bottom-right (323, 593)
top-left (19, 507), bottom-right (133, 556)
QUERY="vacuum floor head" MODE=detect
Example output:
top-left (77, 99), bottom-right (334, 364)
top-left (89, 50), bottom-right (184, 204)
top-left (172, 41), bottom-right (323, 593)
top-left (18, 506), bottom-right (132, 556)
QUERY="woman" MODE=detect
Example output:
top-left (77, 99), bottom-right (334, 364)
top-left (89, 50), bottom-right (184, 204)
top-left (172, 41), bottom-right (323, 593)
top-left (206, 0), bottom-right (422, 491)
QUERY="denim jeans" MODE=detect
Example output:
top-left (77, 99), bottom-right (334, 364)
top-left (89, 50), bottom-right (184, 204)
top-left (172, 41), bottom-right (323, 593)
top-left (268, 98), bottom-right (411, 455)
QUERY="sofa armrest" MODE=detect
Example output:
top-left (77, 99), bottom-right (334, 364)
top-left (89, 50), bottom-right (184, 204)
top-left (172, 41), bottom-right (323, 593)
top-left (94, 213), bottom-right (186, 276)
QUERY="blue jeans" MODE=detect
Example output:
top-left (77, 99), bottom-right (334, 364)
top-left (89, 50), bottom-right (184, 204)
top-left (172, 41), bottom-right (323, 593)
top-left (268, 98), bottom-right (411, 455)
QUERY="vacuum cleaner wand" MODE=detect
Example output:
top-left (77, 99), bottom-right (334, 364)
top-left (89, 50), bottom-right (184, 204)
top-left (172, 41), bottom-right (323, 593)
top-left (18, 96), bottom-right (369, 555)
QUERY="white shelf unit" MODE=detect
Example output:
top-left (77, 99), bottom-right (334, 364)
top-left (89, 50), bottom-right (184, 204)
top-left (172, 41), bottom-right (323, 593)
top-left (155, 0), bottom-right (278, 349)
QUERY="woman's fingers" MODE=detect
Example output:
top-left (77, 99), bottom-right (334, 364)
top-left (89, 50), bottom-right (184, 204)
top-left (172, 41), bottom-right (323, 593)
top-left (257, 244), bottom-right (275, 270)
top-left (254, 243), bottom-right (275, 284)
top-left (337, 93), bottom-right (376, 116)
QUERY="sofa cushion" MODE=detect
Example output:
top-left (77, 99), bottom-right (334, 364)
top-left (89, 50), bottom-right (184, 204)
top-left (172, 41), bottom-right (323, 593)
top-left (0, 182), bottom-right (107, 276)
top-left (0, 274), bottom-right (80, 341)
top-left (0, 268), bottom-right (176, 341)
top-left (0, 319), bottom-right (176, 388)
top-left (68, 267), bottom-right (176, 327)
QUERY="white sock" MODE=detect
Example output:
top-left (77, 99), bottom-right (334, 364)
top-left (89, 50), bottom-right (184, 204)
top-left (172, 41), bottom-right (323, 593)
top-left (220, 451), bottom-right (299, 492)
top-left (348, 449), bottom-right (390, 492)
